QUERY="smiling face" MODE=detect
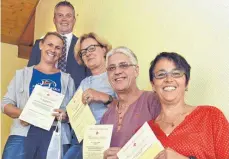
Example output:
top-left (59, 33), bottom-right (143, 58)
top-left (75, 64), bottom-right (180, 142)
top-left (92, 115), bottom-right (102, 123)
top-left (107, 53), bottom-right (139, 93)
top-left (80, 38), bottom-right (106, 70)
top-left (151, 58), bottom-right (187, 105)
top-left (54, 6), bottom-right (75, 34)
top-left (39, 35), bottom-right (64, 65)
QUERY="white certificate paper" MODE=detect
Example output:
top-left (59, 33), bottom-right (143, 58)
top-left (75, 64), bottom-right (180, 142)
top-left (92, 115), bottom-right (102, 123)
top-left (19, 85), bottom-right (64, 131)
top-left (83, 125), bottom-right (113, 159)
top-left (117, 122), bottom-right (163, 159)
top-left (66, 88), bottom-right (96, 143)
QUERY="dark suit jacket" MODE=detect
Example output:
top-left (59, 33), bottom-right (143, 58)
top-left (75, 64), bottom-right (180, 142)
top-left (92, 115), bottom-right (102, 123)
top-left (28, 35), bottom-right (91, 89)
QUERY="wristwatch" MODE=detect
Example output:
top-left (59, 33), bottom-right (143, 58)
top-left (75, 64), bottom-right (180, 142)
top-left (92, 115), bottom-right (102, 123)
top-left (188, 156), bottom-right (197, 159)
top-left (104, 95), bottom-right (113, 105)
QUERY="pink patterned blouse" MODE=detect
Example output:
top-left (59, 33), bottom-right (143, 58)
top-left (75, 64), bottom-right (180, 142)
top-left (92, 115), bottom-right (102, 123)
top-left (100, 91), bottom-right (161, 147)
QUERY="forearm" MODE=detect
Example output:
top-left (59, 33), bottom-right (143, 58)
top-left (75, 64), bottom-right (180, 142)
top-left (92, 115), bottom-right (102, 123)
top-left (4, 104), bottom-right (22, 118)
top-left (82, 89), bottom-right (113, 105)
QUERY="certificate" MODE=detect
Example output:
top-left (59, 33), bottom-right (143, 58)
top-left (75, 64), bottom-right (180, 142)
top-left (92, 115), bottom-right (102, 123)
top-left (117, 122), bottom-right (163, 159)
top-left (66, 88), bottom-right (96, 142)
top-left (83, 125), bottom-right (113, 159)
top-left (19, 85), bottom-right (64, 131)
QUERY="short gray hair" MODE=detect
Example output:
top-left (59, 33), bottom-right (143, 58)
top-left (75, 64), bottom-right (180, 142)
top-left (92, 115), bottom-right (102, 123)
top-left (106, 46), bottom-right (138, 67)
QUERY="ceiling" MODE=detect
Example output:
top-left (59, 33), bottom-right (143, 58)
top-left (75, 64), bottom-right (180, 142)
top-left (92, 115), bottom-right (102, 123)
top-left (1, 0), bottom-right (40, 59)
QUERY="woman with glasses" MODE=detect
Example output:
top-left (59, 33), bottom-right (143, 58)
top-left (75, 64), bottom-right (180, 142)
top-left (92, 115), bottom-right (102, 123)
top-left (64, 32), bottom-right (116, 159)
top-left (148, 52), bottom-right (229, 159)
top-left (102, 46), bottom-right (161, 159)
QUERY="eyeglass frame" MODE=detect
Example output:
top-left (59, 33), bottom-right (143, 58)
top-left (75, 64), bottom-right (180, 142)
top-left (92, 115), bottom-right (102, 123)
top-left (106, 62), bottom-right (137, 72)
top-left (153, 69), bottom-right (186, 79)
top-left (79, 44), bottom-right (102, 57)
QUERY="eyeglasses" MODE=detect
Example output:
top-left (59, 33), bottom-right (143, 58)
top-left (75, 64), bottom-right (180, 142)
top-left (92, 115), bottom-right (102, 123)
top-left (79, 45), bottom-right (102, 57)
top-left (107, 62), bottom-right (136, 72)
top-left (153, 69), bottom-right (185, 79)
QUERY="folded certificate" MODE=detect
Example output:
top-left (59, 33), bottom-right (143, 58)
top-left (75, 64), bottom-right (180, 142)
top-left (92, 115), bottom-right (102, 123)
top-left (83, 125), bottom-right (113, 159)
top-left (117, 122), bottom-right (163, 159)
top-left (66, 88), bottom-right (96, 142)
top-left (19, 85), bottom-right (64, 131)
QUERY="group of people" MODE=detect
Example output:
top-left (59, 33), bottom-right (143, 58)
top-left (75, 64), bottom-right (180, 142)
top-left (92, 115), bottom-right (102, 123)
top-left (1, 1), bottom-right (229, 159)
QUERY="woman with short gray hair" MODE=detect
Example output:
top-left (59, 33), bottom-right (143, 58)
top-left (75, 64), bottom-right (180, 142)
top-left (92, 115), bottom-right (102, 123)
top-left (101, 46), bottom-right (161, 159)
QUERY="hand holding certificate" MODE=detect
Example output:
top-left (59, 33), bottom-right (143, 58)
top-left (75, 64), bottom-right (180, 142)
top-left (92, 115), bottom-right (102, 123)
top-left (83, 125), bottom-right (113, 159)
top-left (19, 85), bottom-right (64, 131)
top-left (117, 122), bottom-right (163, 159)
top-left (66, 89), bottom-right (96, 142)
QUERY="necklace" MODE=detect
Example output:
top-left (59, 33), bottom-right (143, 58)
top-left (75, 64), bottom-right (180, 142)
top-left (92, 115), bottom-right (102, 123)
top-left (160, 114), bottom-right (181, 127)
top-left (159, 111), bottom-right (187, 127)
top-left (116, 101), bottom-right (129, 131)
top-left (117, 101), bottom-right (128, 114)
top-left (158, 104), bottom-right (189, 127)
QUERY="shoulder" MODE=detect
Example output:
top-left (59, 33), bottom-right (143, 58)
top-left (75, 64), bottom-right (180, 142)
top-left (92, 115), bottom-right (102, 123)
top-left (72, 34), bottom-right (78, 38)
top-left (103, 100), bottom-right (117, 115)
top-left (196, 105), bottom-right (224, 114)
top-left (72, 34), bottom-right (78, 42)
top-left (80, 76), bottom-right (92, 85)
top-left (100, 100), bottom-right (117, 124)
top-left (140, 91), bottom-right (159, 103)
top-left (32, 39), bottom-right (42, 47)
top-left (11, 67), bottom-right (33, 84)
top-left (35, 39), bottom-right (42, 43)
top-left (142, 91), bottom-right (158, 98)
top-left (16, 66), bottom-right (33, 74)
top-left (140, 91), bottom-right (161, 116)
top-left (193, 105), bottom-right (227, 121)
